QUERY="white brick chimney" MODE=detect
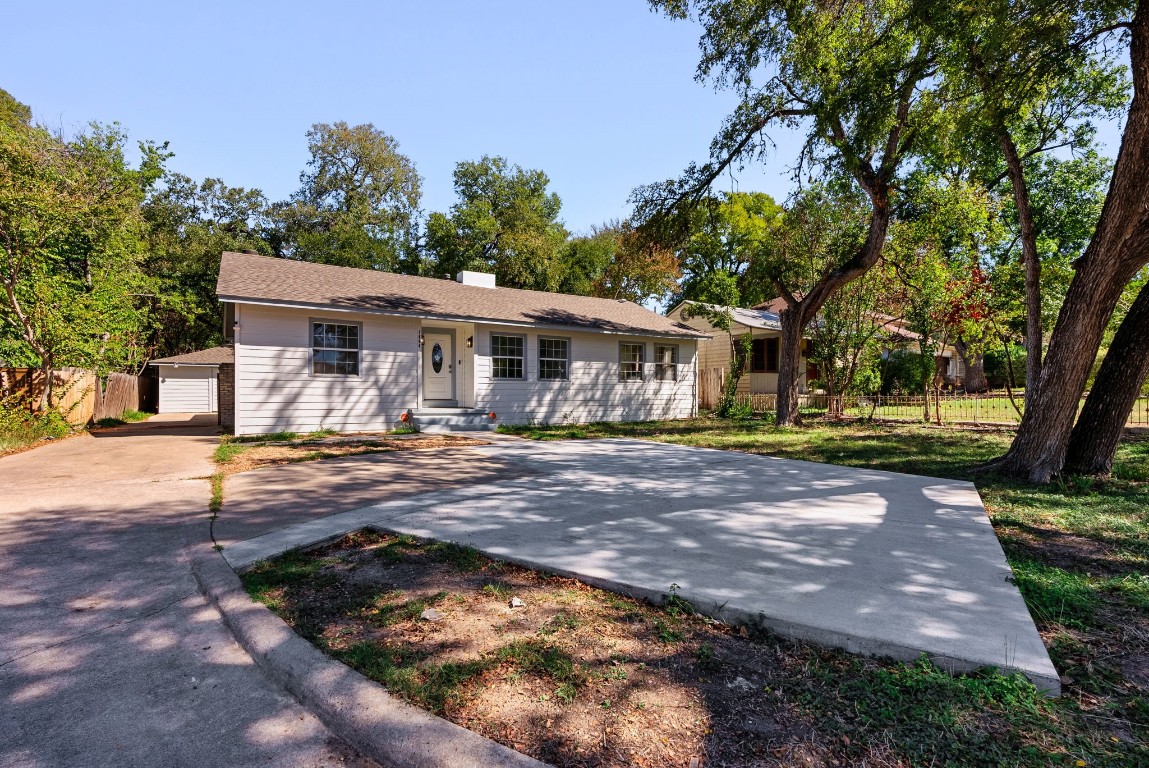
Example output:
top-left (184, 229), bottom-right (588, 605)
top-left (456, 271), bottom-right (497, 288)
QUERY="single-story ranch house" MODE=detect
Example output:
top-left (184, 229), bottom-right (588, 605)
top-left (188, 251), bottom-right (705, 435)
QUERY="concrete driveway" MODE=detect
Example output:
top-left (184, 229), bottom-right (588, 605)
top-left (1, 417), bottom-right (1059, 767)
top-left (0, 415), bottom-right (377, 768)
top-left (224, 437), bottom-right (1058, 693)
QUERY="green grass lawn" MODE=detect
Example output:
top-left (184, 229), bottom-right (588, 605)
top-left (499, 416), bottom-right (1149, 765)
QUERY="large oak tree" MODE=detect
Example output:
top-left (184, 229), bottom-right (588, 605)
top-left (987, 0), bottom-right (1148, 482)
top-left (636, 0), bottom-right (942, 425)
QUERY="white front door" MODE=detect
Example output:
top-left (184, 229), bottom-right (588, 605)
top-left (423, 332), bottom-right (455, 402)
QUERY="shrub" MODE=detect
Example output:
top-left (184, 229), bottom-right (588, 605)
top-left (0, 396), bottom-right (71, 452)
top-left (880, 351), bottom-right (933, 395)
top-left (984, 344), bottom-right (1026, 389)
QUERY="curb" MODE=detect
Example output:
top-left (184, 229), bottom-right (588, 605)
top-left (191, 546), bottom-right (551, 768)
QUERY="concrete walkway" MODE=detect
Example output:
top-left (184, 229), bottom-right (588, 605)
top-left (223, 438), bottom-right (1059, 693)
top-left (0, 415), bottom-right (377, 768)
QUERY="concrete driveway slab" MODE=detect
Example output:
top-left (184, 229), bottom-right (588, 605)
top-left (222, 437), bottom-right (1058, 694)
top-left (215, 447), bottom-right (528, 547)
top-left (0, 417), bottom-right (377, 768)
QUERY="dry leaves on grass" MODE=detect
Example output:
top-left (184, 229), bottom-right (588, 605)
top-left (243, 531), bottom-right (812, 768)
top-left (218, 435), bottom-right (489, 475)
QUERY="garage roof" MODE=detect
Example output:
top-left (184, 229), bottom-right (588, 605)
top-left (151, 345), bottom-right (234, 366)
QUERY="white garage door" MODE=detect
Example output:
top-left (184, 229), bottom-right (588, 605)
top-left (158, 366), bottom-right (218, 413)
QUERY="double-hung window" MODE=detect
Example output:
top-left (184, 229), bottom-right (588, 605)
top-left (491, 334), bottom-right (525, 379)
top-left (751, 338), bottom-right (780, 373)
top-left (654, 344), bottom-right (678, 381)
top-left (312, 321), bottom-right (360, 375)
top-left (538, 337), bottom-right (569, 380)
top-left (619, 342), bottom-right (645, 381)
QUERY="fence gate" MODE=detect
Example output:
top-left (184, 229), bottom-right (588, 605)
top-left (699, 367), bottom-right (724, 410)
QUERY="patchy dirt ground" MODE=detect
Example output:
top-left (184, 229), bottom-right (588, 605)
top-left (219, 435), bottom-right (489, 475)
top-left (243, 532), bottom-right (1148, 768)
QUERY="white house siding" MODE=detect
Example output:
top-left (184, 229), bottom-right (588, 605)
top-left (233, 304), bottom-right (419, 435)
top-left (472, 324), bottom-right (698, 425)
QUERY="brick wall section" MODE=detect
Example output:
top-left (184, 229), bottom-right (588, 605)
top-left (218, 363), bottom-right (235, 432)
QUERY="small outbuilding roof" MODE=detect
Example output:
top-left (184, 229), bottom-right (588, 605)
top-left (216, 251), bottom-right (707, 339)
top-left (151, 345), bottom-right (234, 366)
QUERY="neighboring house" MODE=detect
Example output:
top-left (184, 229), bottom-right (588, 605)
top-left (667, 301), bottom-right (817, 395)
top-left (214, 251), bottom-right (705, 435)
top-left (871, 314), bottom-right (966, 386)
top-left (668, 298), bottom-right (965, 395)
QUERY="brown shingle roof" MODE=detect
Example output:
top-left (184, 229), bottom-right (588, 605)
top-left (151, 345), bottom-right (234, 366)
top-left (216, 251), bottom-right (705, 339)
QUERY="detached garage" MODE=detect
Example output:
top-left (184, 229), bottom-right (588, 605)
top-left (150, 345), bottom-right (233, 414)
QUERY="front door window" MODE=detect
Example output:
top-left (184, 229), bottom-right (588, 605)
top-left (423, 332), bottom-right (454, 401)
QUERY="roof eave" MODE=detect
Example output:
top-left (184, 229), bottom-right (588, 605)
top-left (149, 362), bottom-right (223, 367)
top-left (220, 295), bottom-right (710, 340)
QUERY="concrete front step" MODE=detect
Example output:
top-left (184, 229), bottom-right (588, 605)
top-left (409, 408), bottom-right (498, 433)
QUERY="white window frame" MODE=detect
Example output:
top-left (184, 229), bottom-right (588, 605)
top-left (310, 319), bottom-right (361, 376)
top-left (619, 342), bottom-right (645, 382)
top-left (655, 344), bottom-right (679, 382)
top-left (490, 333), bottom-right (526, 380)
top-left (538, 336), bottom-right (571, 381)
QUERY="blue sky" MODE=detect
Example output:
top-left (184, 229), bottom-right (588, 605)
top-left (3, 1), bottom-right (1126, 234)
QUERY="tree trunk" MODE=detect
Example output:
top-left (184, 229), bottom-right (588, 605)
top-left (998, 129), bottom-right (1043, 407)
top-left (1064, 281), bottom-right (1149, 474)
top-left (955, 337), bottom-right (989, 392)
top-left (993, 0), bottom-right (1149, 483)
top-left (772, 181), bottom-right (893, 426)
top-left (776, 308), bottom-right (804, 426)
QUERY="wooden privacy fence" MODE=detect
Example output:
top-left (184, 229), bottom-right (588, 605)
top-left (1, 368), bottom-right (148, 426)
top-left (0, 367), bottom-right (97, 426)
top-left (725, 391), bottom-right (1149, 427)
top-left (93, 372), bottom-right (142, 422)
top-left (698, 367), bottom-right (725, 410)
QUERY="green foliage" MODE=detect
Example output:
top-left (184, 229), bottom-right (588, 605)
top-left (212, 442), bottom-right (247, 464)
top-left (715, 333), bottom-right (753, 418)
top-left (142, 173), bottom-right (269, 357)
top-left (338, 641), bottom-right (489, 715)
top-left (269, 122), bottom-right (422, 273)
top-left (1007, 558), bottom-right (1099, 629)
top-left (226, 431), bottom-right (299, 443)
top-left (425, 155), bottom-right (568, 290)
top-left (673, 191), bottom-right (782, 307)
top-left (425, 541), bottom-right (487, 572)
top-left (0, 117), bottom-right (166, 390)
top-left (987, 153), bottom-right (1115, 340)
top-left (805, 259), bottom-right (895, 398)
top-left (880, 351), bottom-right (934, 395)
top-left (984, 343), bottom-right (1026, 389)
top-left (241, 549), bottom-right (340, 602)
top-left (0, 395), bottom-right (70, 452)
top-left (561, 221), bottom-right (680, 303)
top-left (94, 408), bottom-right (150, 428)
top-left (747, 182), bottom-right (871, 310)
top-left (0, 87), bottom-right (31, 128)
